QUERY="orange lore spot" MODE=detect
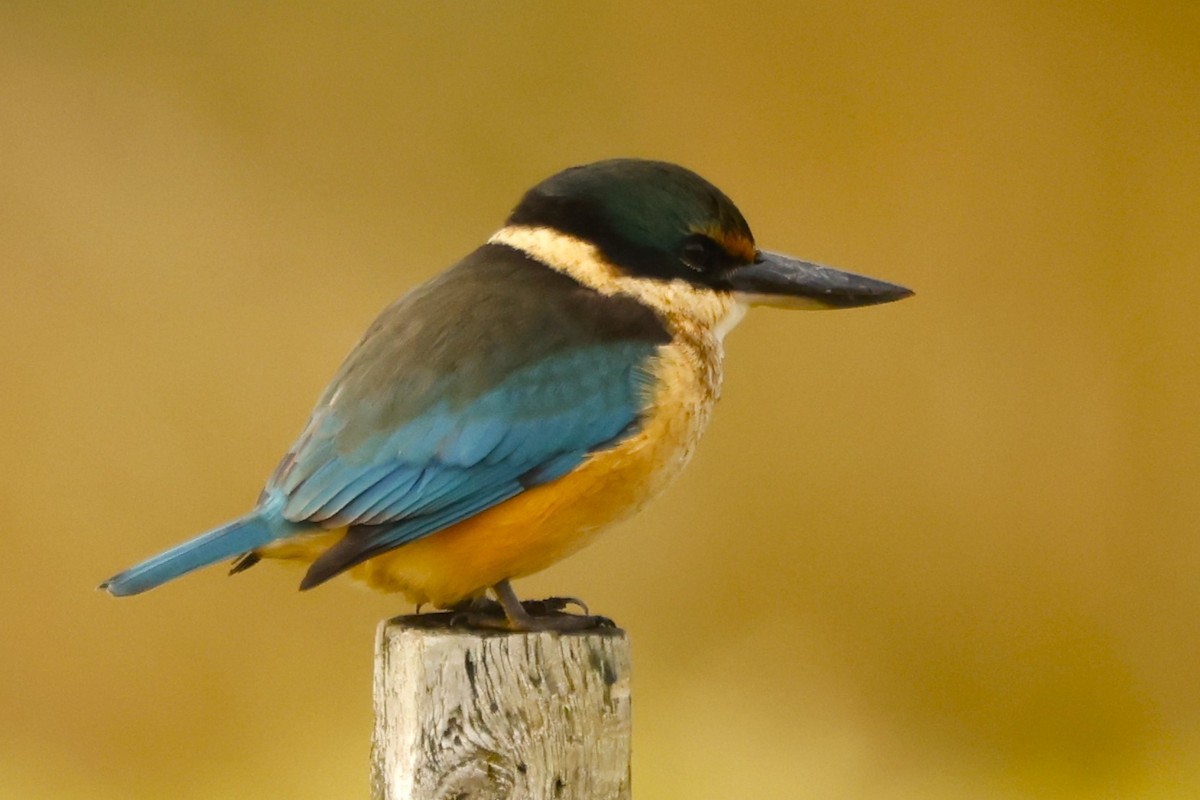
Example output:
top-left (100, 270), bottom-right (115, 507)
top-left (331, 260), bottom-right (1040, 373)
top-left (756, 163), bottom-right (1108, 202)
top-left (694, 224), bottom-right (757, 263)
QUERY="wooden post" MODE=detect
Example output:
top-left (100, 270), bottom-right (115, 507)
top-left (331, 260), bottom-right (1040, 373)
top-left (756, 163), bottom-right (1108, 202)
top-left (371, 615), bottom-right (632, 800)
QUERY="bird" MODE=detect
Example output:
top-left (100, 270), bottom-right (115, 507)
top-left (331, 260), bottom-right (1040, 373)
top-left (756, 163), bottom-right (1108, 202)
top-left (100, 158), bottom-right (912, 631)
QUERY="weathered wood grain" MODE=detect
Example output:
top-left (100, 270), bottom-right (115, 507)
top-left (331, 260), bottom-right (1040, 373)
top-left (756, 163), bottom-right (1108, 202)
top-left (372, 616), bottom-right (632, 800)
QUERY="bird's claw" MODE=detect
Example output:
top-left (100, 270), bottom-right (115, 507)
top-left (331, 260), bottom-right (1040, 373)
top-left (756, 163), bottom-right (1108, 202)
top-left (444, 587), bottom-right (610, 632)
top-left (521, 595), bottom-right (590, 616)
top-left (515, 612), bottom-right (614, 633)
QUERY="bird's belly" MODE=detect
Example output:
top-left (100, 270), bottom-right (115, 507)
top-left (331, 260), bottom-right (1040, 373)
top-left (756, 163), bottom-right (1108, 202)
top-left (355, 440), bottom-right (672, 606)
top-left (262, 338), bottom-right (722, 607)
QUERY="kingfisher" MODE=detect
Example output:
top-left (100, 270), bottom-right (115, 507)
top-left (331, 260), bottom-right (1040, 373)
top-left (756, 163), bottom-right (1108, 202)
top-left (101, 159), bottom-right (912, 631)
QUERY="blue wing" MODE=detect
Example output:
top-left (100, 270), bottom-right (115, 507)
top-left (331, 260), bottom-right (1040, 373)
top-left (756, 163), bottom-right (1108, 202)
top-left (270, 343), bottom-right (660, 588)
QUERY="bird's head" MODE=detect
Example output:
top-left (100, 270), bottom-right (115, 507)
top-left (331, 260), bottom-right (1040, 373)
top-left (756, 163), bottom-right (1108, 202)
top-left (501, 159), bottom-right (912, 317)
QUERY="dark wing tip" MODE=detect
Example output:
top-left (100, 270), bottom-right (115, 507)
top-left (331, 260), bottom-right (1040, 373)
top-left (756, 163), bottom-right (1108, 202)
top-left (300, 543), bottom-right (354, 590)
top-left (298, 568), bottom-right (330, 591)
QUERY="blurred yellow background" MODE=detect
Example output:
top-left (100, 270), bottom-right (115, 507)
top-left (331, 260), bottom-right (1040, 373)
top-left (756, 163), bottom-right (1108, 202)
top-left (3, 3), bottom-right (1198, 798)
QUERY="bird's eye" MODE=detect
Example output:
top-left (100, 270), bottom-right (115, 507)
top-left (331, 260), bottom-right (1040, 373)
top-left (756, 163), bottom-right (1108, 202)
top-left (680, 237), bottom-right (719, 272)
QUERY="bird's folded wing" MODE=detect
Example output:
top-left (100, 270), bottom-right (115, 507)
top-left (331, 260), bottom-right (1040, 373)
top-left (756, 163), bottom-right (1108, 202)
top-left (271, 343), bottom-right (655, 586)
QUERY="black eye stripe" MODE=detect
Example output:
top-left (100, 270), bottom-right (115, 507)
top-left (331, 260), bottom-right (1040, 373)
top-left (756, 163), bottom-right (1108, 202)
top-left (680, 242), bottom-right (709, 271)
top-left (679, 234), bottom-right (730, 273)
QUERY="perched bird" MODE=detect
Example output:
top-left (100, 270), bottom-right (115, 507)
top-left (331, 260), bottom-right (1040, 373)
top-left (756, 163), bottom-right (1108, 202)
top-left (101, 159), bottom-right (911, 630)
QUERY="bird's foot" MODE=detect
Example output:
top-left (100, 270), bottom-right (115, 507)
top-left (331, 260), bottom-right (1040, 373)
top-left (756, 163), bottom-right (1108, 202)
top-left (447, 582), bottom-right (612, 632)
top-left (522, 595), bottom-right (590, 616)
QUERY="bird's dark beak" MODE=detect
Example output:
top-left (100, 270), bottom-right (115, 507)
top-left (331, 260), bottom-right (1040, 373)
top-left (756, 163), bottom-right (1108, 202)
top-left (726, 250), bottom-right (914, 309)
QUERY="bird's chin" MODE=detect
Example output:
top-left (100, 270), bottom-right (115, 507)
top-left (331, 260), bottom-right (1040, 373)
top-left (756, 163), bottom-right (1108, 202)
top-left (713, 299), bottom-right (749, 341)
top-left (733, 292), bottom-right (841, 311)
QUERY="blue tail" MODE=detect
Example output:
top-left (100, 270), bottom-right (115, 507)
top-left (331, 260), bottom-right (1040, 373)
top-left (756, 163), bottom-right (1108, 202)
top-left (100, 512), bottom-right (281, 596)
